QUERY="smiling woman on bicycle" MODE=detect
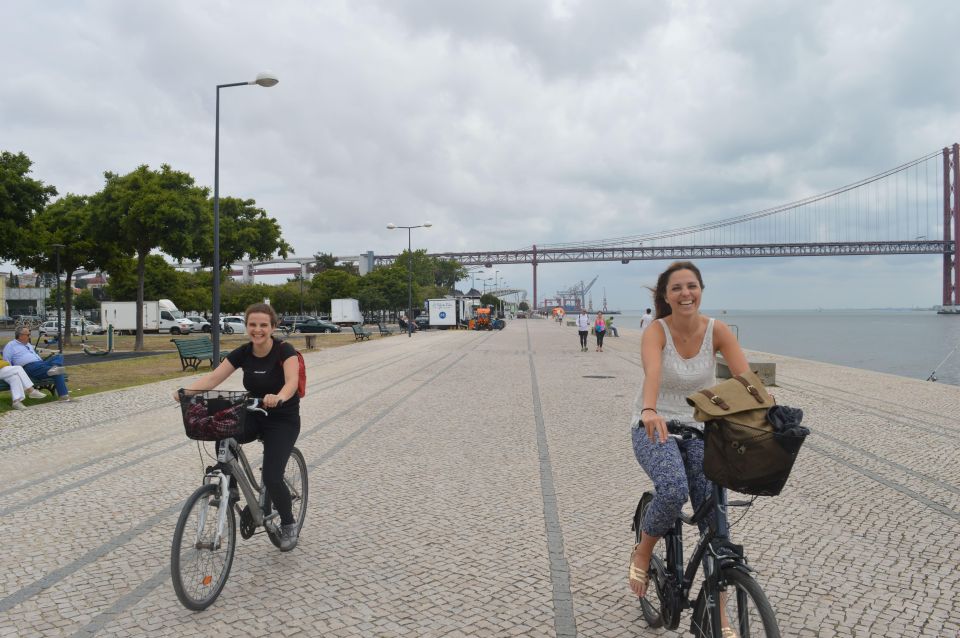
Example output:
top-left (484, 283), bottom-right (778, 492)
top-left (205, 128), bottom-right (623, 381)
top-left (175, 303), bottom-right (302, 551)
top-left (629, 262), bottom-right (750, 599)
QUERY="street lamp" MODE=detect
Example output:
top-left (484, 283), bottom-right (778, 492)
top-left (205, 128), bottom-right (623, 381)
top-left (51, 243), bottom-right (64, 354)
top-left (212, 71), bottom-right (278, 362)
top-left (386, 221), bottom-right (432, 337)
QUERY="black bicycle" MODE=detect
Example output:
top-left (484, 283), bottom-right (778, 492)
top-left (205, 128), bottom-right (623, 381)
top-left (632, 423), bottom-right (780, 637)
top-left (171, 390), bottom-right (308, 610)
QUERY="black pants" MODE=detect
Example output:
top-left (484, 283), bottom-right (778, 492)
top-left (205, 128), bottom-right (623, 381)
top-left (596, 330), bottom-right (605, 348)
top-left (236, 410), bottom-right (301, 525)
top-left (579, 330), bottom-right (588, 348)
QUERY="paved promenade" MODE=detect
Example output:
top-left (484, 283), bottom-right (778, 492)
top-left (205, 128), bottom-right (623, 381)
top-left (1, 319), bottom-right (958, 637)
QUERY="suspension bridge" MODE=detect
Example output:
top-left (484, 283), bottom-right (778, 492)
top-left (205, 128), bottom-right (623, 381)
top-left (374, 143), bottom-right (960, 310)
top-left (161, 143), bottom-right (960, 312)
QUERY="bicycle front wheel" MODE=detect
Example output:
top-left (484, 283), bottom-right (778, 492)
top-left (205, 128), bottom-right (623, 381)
top-left (171, 483), bottom-right (237, 611)
top-left (268, 446), bottom-right (309, 548)
top-left (693, 568), bottom-right (780, 637)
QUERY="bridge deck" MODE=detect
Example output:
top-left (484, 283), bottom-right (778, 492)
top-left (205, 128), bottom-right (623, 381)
top-left (1, 320), bottom-right (957, 636)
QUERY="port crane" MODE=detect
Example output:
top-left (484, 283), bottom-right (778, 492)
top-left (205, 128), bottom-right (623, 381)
top-left (545, 275), bottom-right (599, 311)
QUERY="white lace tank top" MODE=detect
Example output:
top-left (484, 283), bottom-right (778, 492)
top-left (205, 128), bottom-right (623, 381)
top-left (631, 317), bottom-right (716, 430)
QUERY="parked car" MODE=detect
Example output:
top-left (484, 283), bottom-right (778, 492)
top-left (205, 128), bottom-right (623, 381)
top-left (279, 315), bottom-right (312, 330)
top-left (184, 316), bottom-right (211, 333)
top-left (167, 316), bottom-right (196, 335)
top-left (39, 320), bottom-right (81, 336)
top-left (219, 315), bottom-right (247, 335)
top-left (414, 316), bottom-right (430, 330)
top-left (292, 318), bottom-right (341, 333)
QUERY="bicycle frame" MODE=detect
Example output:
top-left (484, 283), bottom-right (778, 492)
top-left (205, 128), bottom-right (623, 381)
top-left (659, 482), bottom-right (749, 636)
top-left (201, 438), bottom-right (280, 548)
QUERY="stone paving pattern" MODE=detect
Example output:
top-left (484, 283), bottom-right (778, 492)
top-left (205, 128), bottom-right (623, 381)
top-left (1, 319), bottom-right (958, 637)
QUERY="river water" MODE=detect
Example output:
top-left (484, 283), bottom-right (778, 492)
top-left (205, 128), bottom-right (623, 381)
top-left (606, 309), bottom-right (960, 386)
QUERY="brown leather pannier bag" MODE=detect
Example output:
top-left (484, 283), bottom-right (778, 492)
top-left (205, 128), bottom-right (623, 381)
top-left (686, 370), bottom-right (804, 496)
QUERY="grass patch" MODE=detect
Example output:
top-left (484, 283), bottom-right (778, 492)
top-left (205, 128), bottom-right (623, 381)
top-left (1, 331), bottom-right (366, 412)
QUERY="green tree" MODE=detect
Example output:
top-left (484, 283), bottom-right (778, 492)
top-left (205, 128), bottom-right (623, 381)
top-left (104, 255), bottom-right (187, 302)
top-left (358, 265), bottom-right (421, 314)
top-left (310, 251), bottom-right (358, 276)
top-left (196, 197), bottom-right (293, 270)
top-left (90, 164), bottom-right (208, 350)
top-left (479, 293), bottom-right (499, 307)
top-left (310, 270), bottom-right (359, 313)
top-left (74, 289), bottom-right (99, 312)
top-left (433, 258), bottom-right (468, 291)
top-left (0, 151), bottom-right (58, 261)
top-left (18, 194), bottom-right (101, 345)
top-left (518, 301), bottom-right (530, 312)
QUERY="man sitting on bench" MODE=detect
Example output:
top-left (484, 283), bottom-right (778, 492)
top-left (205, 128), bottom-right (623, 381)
top-left (2, 327), bottom-right (73, 401)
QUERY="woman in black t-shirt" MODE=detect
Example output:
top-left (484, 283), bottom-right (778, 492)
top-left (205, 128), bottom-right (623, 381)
top-left (176, 303), bottom-right (302, 551)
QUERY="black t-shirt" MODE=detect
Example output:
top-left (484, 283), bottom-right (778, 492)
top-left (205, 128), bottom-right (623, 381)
top-left (226, 339), bottom-right (300, 414)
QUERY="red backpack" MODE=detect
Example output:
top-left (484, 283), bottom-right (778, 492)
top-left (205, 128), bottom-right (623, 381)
top-left (295, 350), bottom-right (306, 398)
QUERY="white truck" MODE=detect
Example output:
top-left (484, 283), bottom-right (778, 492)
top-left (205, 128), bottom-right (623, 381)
top-left (100, 299), bottom-right (193, 334)
top-left (331, 298), bottom-right (363, 326)
top-left (427, 298), bottom-right (461, 328)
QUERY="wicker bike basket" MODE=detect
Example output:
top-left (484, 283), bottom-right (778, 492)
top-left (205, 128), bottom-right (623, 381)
top-left (178, 389), bottom-right (250, 441)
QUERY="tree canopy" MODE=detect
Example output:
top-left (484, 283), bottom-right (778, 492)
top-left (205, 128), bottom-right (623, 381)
top-left (0, 151), bottom-right (57, 261)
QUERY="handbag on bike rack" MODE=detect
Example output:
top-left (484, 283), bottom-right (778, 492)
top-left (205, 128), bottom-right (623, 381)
top-left (686, 370), bottom-right (807, 496)
top-left (178, 389), bottom-right (250, 441)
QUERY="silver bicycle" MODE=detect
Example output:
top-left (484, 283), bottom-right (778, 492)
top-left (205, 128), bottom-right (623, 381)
top-left (171, 390), bottom-right (308, 610)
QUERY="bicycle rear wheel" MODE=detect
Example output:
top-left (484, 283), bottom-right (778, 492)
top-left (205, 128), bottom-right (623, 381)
top-left (171, 483), bottom-right (237, 611)
top-left (268, 446), bottom-right (309, 548)
top-left (692, 568), bottom-right (780, 637)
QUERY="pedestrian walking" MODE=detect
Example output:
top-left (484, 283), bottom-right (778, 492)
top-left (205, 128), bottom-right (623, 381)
top-left (576, 310), bottom-right (590, 351)
top-left (594, 311), bottom-right (606, 351)
top-left (639, 307), bottom-right (654, 332)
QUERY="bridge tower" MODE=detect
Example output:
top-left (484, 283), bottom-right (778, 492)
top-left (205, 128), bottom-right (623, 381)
top-left (532, 244), bottom-right (538, 311)
top-left (944, 144), bottom-right (960, 307)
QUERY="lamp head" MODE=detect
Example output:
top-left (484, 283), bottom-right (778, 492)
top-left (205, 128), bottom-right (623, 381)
top-left (386, 223), bottom-right (397, 230)
top-left (253, 72), bottom-right (279, 87)
top-left (423, 221), bottom-right (433, 228)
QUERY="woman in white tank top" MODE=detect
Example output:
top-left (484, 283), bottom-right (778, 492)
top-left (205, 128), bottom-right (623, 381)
top-left (627, 262), bottom-right (751, 608)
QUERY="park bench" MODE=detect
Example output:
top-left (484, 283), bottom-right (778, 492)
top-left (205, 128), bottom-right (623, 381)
top-left (351, 325), bottom-right (372, 341)
top-left (0, 369), bottom-right (67, 397)
top-left (377, 323), bottom-right (396, 336)
top-left (171, 336), bottom-right (230, 372)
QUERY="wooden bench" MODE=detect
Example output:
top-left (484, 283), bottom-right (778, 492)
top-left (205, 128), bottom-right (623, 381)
top-left (351, 325), bottom-right (372, 341)
top-left (377, 323), bottom-right (396, 336)
top-left (171, 337), bottom-right (230, 371)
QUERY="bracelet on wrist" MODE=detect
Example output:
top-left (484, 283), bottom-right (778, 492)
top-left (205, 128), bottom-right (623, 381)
top-left (641, 408), bottom-right (657, 415)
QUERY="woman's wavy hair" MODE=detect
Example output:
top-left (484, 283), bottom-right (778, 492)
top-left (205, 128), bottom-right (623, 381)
top-left (244, 303), bottom-right (278, 327)
top-left (649, 261), bottom-right (704, 319)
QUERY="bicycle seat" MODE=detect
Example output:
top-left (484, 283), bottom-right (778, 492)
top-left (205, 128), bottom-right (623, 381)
top-left (666, 422), bottom-right (704, 440)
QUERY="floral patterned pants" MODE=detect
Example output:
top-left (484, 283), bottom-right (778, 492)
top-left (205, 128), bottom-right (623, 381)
top-left (631, 423), bottom-right (714, 537)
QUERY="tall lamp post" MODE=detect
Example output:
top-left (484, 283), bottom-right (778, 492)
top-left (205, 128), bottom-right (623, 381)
top-left (386, 221), bottom-right (432, 336)
top-left (51, 244), bottom-right (64, 354)
top-left (211, 72), bottom-right (278, 363)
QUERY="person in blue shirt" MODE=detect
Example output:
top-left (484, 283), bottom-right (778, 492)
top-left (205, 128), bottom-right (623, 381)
top-left (2, 327), bottom-right (72, 401)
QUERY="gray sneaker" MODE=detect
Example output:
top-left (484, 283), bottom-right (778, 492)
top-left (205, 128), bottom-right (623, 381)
top-left (278, 523), bottom-right (299, 552)
top-left (46, 366), bottom-right (66, 376)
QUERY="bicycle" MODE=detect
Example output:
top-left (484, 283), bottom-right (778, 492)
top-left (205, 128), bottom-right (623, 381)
top-left (632, 423), bottom-right (780, 637)
top-left (170, 389), bottom-right (309, 611)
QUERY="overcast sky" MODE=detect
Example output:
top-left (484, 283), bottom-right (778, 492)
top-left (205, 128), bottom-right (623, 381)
top-left (3, 0), bottom-right (960, 310)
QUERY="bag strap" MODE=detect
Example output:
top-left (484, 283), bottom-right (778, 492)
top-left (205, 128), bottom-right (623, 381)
top-left (733, 374), bottom-right (765, 403)
top-left (698, 389), bottom-right (730, 410)
top-left (697, 373), bottom-right (766, 411)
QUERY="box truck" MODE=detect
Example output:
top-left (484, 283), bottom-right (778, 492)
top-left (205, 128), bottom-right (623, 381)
top-left (331, 298), bottom-right (363, 326)
top-left (100, 299), bottom-right (192, 334)
top-left (427, 298), bottom-right (460, 328)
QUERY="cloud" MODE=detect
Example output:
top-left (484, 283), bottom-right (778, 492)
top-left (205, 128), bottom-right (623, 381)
top-left (1, 0), bottom-right (957, 309)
